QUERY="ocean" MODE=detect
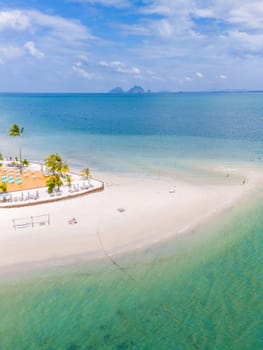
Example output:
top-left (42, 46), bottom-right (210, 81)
top-left (0, 92), bottom-right (262, 349)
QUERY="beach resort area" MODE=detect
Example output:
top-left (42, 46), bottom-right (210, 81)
top-left (0, 159), bottom-right (103, 208)
top-left (0, 149), bottom-right (261, 270)
top-left (1, 0), bottom-right (263, 348)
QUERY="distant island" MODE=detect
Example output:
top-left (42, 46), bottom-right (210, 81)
top-left (109, 85), bottom-right (148, 94)
top-left (109, 87), bottom-right (125, 94)
top-left (108, 88), bottom-right (263, 95)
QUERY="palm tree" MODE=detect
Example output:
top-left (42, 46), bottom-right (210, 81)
top-left (9, 124), bottom-right (24, 174)
top-left (65, 174), bottom-right (72, 188)
top-left (44, 153), bottom-right (69, 193)
top-left (80, 167), bottom-right (90, 179)
top-left (46, 176), bottom-right (56, 194)
top-left (21, 158), bottom-right (30, 167)
top-left (44, 153), bottom-right (69, 176)
top-left (46, 174), bottom-right (63, 193)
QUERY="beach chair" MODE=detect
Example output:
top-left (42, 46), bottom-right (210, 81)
top-left (1, 176), bottom-right (7, 183)
top-left (29, 193), bottom-right (37, 200)
top-left (16, 177), bottom-right (22, 185)
top-left (74, 184), bottom-right (80, 192)
top-left (9, 176), bottom-right (14, 184)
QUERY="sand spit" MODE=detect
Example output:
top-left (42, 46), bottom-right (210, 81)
top-left (0, 167), bottom-right (261, 271)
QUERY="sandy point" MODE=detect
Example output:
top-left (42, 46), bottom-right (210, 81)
top-left (0, 167), bottom-right (262, 272)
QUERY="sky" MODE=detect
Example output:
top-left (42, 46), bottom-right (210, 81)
top-left (0, 0), bottom-right (263, 92)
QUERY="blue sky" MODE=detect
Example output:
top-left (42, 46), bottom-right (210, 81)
top-left (0, 0), bottom-right (263, 92)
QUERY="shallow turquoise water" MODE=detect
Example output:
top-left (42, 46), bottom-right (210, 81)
top-left (0, 92), bottom-right (263, 174)
top-left (0, 93), bottom-right (262, 349)
top-left (0, 193), bottom-right (262, 349)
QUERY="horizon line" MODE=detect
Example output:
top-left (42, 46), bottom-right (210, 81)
top-left (1, 89), bottom-right (263, 94)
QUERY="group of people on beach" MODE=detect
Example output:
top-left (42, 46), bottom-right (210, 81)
top-left (68, 217), bottom-right (78, 225)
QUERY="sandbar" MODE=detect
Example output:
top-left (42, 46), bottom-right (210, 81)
top-left (0, 166), bottom-right (261, 273)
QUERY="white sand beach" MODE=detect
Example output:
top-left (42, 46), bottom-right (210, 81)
top-left (0, 167), bottom-right (261, 271)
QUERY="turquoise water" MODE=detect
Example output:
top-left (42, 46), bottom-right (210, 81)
top-left (0, 193), bottom-right (262, 349)
top-left (0, 92), bottom-right (263, 174)
top-left (0, 93), bottom-right (262, 349)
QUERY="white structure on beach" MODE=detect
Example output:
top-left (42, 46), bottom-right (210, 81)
top-left (0, 162), bottom-right (104, 208)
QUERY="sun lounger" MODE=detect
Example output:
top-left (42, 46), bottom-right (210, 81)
top-left (73, 184), bottom-right (80, 192)
top-left (9, 176), bottom-right (15, 184)
top-left (16, 177), bottom-right (23, 185)
top-left (1, 176), bottom-right (7, 183)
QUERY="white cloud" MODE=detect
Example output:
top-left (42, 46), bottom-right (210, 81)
top-left (116, 23), bottom-right (150, 36)
top-left (72, 63), bottom-right (94, 79)
top-left (1, 2), bottom-right (263, 91)
top-left (132, 1), bottom-right (263, 42)
top-left (225, 1), bottom-right (263, 29)
top-left (71, 0), bottom-right (131, 8)
top-left (24, 41), bottom-right (44, 58)
top-left (196, 72), bottom-right (204, 78)
top-left (155, 19), bottom-right (174, 38)
top-left (0, 45), bottom-right (23, 62)
top-left (227, 30), bottom-right (263, 52)
top-left (99, 60), bottom-right (140, 75)
top-left (0, 9), bottom-right (95, 73)
top-left (139, 1), bottom-right (193, 17)
top-left (0, 9), bottom-right (94, 42)
top-left (76, 54), bottom-right (90, 62)
top-left (0, 10), bottom-right (30, 31)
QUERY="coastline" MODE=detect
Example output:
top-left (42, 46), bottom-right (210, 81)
top-left (0, 165), bottom-right (262, 276)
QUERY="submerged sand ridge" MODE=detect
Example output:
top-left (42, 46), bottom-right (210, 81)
top-left (0, 167), bottom-right (261, 270)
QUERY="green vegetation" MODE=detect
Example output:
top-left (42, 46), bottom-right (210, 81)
top-left (0, 153), bottom-right (3, 161)
top-left (65, 174), bottom-right (72, 188)
top-left (9, 124), bottom-right (24, 174)
top-left (44, 153), bottom-right (69, 176)
top-left (81, 167), bottom-right (90, 178)
top-left (0, 183), bottom-right (7, 192)
top-left (46, 174), bottom-right (63, 193)
top-left (21, 159), bottom-right (30, 167)
top-left (44, 153), bottom-right (69, 193)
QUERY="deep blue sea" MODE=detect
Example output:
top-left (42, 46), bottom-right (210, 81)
top-left (0, 92), bottom-right (262, 349)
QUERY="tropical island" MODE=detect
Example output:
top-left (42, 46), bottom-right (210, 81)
top-left (109, 85), bottom-right (146, 94)
top-left (0, 120), bottom-right (260, 267)
top-left (0, 124), bottom-right (104, 207)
